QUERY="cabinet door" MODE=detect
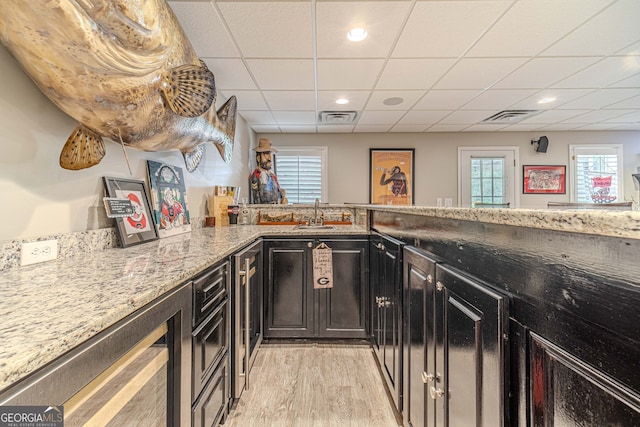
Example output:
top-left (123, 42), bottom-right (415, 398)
top-left (403, 247), bottom-right (437, 427)
top-left (317, 239), bottom-right (368, 338)
top-left (264, 239), bottom-right (314, 338)
top-left (529, 333), bottom-right (640, 427)
top-left (370, 236), bottom-right (384, 354)
top-left (434, 264), bottom-right (509, 427)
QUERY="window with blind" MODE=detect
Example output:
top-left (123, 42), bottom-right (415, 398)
top-left (569, 145), bottom-right (623, 203)
top-left (274, 146), bottom-right (327, 204)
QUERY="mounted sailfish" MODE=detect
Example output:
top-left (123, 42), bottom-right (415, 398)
top-left (0, 0), bottom-right (236, 172)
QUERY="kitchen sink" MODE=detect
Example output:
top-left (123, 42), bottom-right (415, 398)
top-left (294, 224), bottom-right (337, 230)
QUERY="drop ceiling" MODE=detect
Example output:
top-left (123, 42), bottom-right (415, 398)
top-left (168, 0), bottom-right (640, 133)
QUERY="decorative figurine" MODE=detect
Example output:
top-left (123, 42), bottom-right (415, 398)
top-left (249, 138), bottom-right (282, 204)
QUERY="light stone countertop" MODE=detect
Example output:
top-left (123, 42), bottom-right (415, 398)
top-left (361, 205), bottom-right (640, 240)
top-left (0, 224), bottom-right (366, 392)
top-left (2, 205), bottom-right (639, 393)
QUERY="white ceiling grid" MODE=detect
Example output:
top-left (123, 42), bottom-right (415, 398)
top-left (168, 0), bottom-right (640, 133)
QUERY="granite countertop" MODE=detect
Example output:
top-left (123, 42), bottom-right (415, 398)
top-left (361, 205), bottom-right (640, 240)
top-left (2, 205), bottom-right (639, 393)
top-left (0, 224), bottom-right (366, 392)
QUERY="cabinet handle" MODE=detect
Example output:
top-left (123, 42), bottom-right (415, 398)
top-left (430, 386), bottom-right (445, 399)
top-left (436, 281), bottom-right (444, 291)
top-left (427, 274), bottom-right (433, 283)
top-left (307, 242), bottom-right (313, 248)
top-left (244, 257), bottom-right (251, 390)
top-left (421, 372), bottom-right (435, 383)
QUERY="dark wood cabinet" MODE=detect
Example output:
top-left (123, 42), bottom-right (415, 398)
top-left (264, 237), bottom-right (368, 339)
top-left (402, 246), bottom-right (509, 427)
top-left (370, 232), bottom-right (404, 412)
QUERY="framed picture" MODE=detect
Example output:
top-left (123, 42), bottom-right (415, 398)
top-left (103, 177), bottom-right (158, 247)
top-left (523, 165), bottom-right (566, 194)
top-left (147, 160), bottom-right (192, 238)
top-left (370, 148), bottom-right (415, 205)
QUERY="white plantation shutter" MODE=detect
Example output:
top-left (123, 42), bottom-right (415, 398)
top-left (570, 145), bottom-right (623, 203)
top-left (274, 147), bottom-right (327, 204)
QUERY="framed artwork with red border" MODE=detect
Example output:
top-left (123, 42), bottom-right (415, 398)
top-left (523, 165), bottom-right (566, 194)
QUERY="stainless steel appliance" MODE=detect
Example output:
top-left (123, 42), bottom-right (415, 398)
top-left (231, 239), bottom-right (263, 400)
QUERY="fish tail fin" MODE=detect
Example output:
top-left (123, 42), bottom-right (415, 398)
top-left (181, 145), bottom-right (205, 173)
top-left (60, 125), bottom-right (105, 170)
top-left (212, 96), bottom-right (237, 163)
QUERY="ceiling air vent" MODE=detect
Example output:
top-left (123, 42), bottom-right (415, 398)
top-left (481, 110), bottom-right (541, 124)
top-left (319, 111), bottom-right (357, 124)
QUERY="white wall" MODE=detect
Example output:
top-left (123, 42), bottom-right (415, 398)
top-left (2, 40), bottom-right (639, 242)
top-left (0, 44), bottom-right (253, 241)
top-left (261, 131), bottom-right (640, 208)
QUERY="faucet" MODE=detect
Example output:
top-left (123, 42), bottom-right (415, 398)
top-left (311, 198), bottom-right (323, 225)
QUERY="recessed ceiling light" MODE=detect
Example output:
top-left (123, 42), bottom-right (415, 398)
top-left (336, 98), bottom-right (349, 105)
top-left (538, 97), bottom-right (557, 104)
top-left (383, 97), bottom-right (404, 106)
top-left (347, 28), bottom-right (368, 42)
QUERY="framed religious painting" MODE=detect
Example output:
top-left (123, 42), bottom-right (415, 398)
top-left (147, 160), bottom-right (192, 238)
top-left (523, 165), bottom-right (566, 194)
top-left (103, 177), bottom-right (158, 247)
top-left (370, 148), bottom-right (415, 205)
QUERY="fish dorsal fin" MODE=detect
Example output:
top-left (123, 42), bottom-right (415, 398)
top-left (60, 125), bottom-right (106, 170)
top-left (182, 144), bottom-right (205, 172)
top-left (161, 64), bottom-right (216, 118)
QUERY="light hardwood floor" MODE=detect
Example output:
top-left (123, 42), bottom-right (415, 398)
top-left (226, 343), bottom-right (400, 427)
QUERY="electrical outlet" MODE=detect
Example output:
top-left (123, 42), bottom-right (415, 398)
top-left (21, 240), bottom-right (58, 266)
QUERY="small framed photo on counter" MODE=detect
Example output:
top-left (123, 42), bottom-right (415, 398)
top-left (103, 177), bottom-right (158, 247)
top-left (523, 165), bottom-right (566, 194)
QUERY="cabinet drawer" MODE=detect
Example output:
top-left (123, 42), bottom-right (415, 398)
top-left (192, 355), bottom-right (228, 427)
top-left (193, 300), bottom-right (228, 399)
top-left (193, 262), bottom-right (229, 327)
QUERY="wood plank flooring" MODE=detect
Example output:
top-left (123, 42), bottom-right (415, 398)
top-left (226, 343), bottom-right (400, 427)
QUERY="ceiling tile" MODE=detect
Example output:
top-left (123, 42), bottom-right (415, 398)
top-left (460, 89), bottom-right (538, 110)
top-left (509, 89), bottom-right (596, 110)
top-left (251, 125), bottom-right (281, 133)
top-left (358, 110), bottom-right (405, 125)
top-left (220, 90), bottom-right (268, 110)
top-left (607, 94), bottom-right (640, 108)
top-left (273, 111), bottom-right (317, 125)
top-left (263, 91), bottom-right (316, 110)
top-left (434, 58), bottom-right (529, 90)
top-left (397, 111), bottom-right (451, 126)
top-left (376, 59), bottom-right (456, 90)
top-left (561, 109), bottom-right (630, 123)
top-left (426, 124), bottom-right (470, 132)
top-left (493, 57), bottom-right (601, 89)
top-left (519, 109), bottom-right (587, 124)
top-left (552, 56), bottom-right (640, 88)
top-left (365, 91), bottom-right (426, 110)
top-left (203, 58), bottom-right (256, 90)
top-left (542, 0), bottom-right (640, 56)
top-left (392, 1), bottom-right (511, 58)
top-left (246, 59), bottom-right (314, 90)
top-left (316, 1), bottom-right (412, 58)
top-left (468, 0), bottom-right (610, 57)
top-left (559, 88), bottom-right (640, 109)
top-left (217, 1), bottom-right (313, 57)
top-left (169, 1), bottom-right (240, 57)
top-left (239, 111), bottom-right (275, 125)
top-left (438, 110), bottom-right (497, 125)
top-left (463, 124), bottom-right (510, 132)
top-left (414, 90), bottom-right (482, 110)
top-left (317, 59), bottom-right (385, 90)
top-left (317, 91), bottom-right (370, 111)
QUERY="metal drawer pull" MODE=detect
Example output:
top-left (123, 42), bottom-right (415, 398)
top-left (427, 274), bottom-right (433, 283)
top-left (430, 386), bottom-right (445, 399)
top-left (421, 372), bottom-right (435, 383)
top-left (436, 281), bottom-right (444, 291)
